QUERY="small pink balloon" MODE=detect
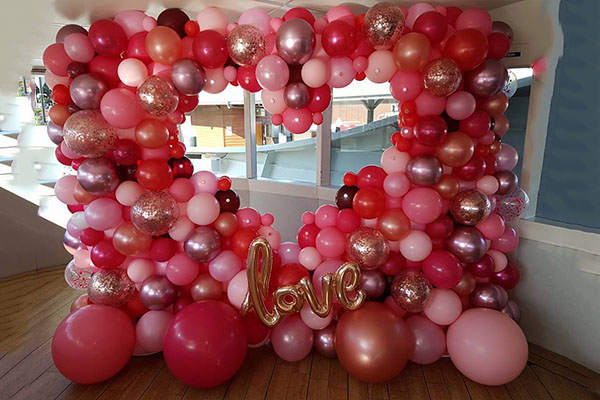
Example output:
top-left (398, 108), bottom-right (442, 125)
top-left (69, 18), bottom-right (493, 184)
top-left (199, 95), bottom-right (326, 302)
top-left (169, 216), bottom-right (195, 242)
top-left (381, 146), bottom-right (411, 173)
top-left (196, 7), bottom-right (229, 36)
top-left (406, 315), bottom-right (446, 364)
top-left (312, 260), bottom-right (343, 299)
top-left (261, 213), bottom-right (275, 226)
top-left (271, 315), bottom-right (313, 362)
top-left (55, 175), bottom-right (78, 205)
top-left (383, 172), bottom-right (410, 197)
top-left (85, 198), bottom-right (122, 231)
top-left (496, 144), bottom-right (519, 171)
top-left (279, 242), bottom-right (301, 264)
top-left (399, 230), bottom-right (433, 262)
top-left (261, 89), bottom-right (287, 114)
top-left (353, 56), bottom-right (368, 73)
top-left (314, 204), bottom-right (338, 228)
top-left (298, 246), bottom-right (322, 271)
top-left (476, 175), bottom-right (500, 195)
top-left (476, 213), bottom-right (506, 240)
top-left (116, 181), bottom-right (144, 206)
top-left (301, 58), bottom-right (330, 88)
top-left (136, 310), bottom-right (174, 352)
top-left (315, 226), bottom-right (346, 258)
top-left (446, 91), bottom-right (476, 120)
top-left (256, 55), bottom-right (290, 91)
top-left (328, 57), bottom-right (355, 88)
top-left (114, 10), bottom-right (147, 38)
top-left (187, 193), bottom-right (220, 226)
top-left (402, 188), bottom-right (443, 224)
top-left (64, 33), bottom-right (95, 63)
top-left (424, 288), bottom-right (462, 325)
top-left (118, 58), bottom-right (148, 87)
top-left (169, 178), bottom-right (195, 203)
top-left (237, 208), bottom-right (261, 229)
top-left (300, 303), bottom-right (333, 330)
top-left (204, 67), bottom-right (228, 94)
top-left (127, 259), bottom-right (155, 283)
top-left (488, 249), bottom-right (508, 272)
top-left (238, 8), bottom-right (272, 36)
top-left (406, 3), bottom-right (436, 29)
top-left (455, 8), bottom-right (492, 35)
top-left (491, 227), bottom-right (519, 253)
top-left (301, 211), bottom-right (315, 225)
top-left (227, 270), bottom-right (248, 309)
top-left (415, 91), bottom-right (447, 117)
top-left (326, 5), bottom-right (355, 26)
top-left (313, 112), bottom-right (323, 124)
top-left (314, 18), bottom-right (328, 34)
top-left (209, 250), bottom-right (242, 282)
top-left (258, 225), bottom-right (282, 250)
top-left (190, 171), bottom-right (218, 194)
top-left (223, 65), bottom-right (238, 82)
top-left (100, 88), bottom-right (144, 129)
top-left (142, 16), bottom-right (157, 32)
top-left (166, 253), bottom-right (200, 286)
top-left (390, 70), bottom-right (423, 102)
top-left (365, 50), bottom-right (396, 83)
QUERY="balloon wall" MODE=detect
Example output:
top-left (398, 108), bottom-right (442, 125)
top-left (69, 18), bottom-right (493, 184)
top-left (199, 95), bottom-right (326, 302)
top-left (46, 2), bottom-right (529, 389)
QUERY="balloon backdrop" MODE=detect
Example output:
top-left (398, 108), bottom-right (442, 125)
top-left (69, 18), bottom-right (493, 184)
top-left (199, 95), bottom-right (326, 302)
top-left (47, 3), bottom-right (526, 389)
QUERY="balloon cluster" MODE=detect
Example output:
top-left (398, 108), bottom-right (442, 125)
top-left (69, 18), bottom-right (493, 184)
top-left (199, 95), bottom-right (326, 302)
top-left (47, 3), bottom-right (528, 390)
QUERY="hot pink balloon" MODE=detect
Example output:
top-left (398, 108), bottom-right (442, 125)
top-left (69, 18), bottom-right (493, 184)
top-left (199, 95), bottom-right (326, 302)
top-left (336, 208), bottom-right (361, 233)
top-left (314, 204), bottom-right (338, 228)
top-left (271, 315), bottom-right (314, 362)
top-left (315, 226), bottom-right (346, 258)
top-left (402, 188), bottom-right (443, 224)
top-left (136, 310), bottom-right (174, 352)
top-left (424, 288), bottom-right (462, 325)
top-left (415, 91), bottom-right (447, 117)
top-left (390, 71), bottom-right (423, 103)
top-left (282, 107), bottom-right (313, 134)
top-left (100, 88), bottom-right (144, 129)
top-left (64, 33), bottom-right (95, 63)
top-left (256, 55), bottom-right (290, 91)
top-left (446, 91), bottom-right (476, 120)
top-left (237, 207), bottom-right (261, 229)
top-left (406, 315), bottom-right (446, 364)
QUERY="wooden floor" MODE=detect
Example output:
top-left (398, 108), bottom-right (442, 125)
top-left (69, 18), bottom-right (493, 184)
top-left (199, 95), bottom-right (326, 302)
top-left (1, 267), bottom-right (598, 400)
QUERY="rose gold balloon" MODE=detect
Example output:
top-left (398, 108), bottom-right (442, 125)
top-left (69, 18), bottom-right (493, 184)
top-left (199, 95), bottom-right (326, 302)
top-left (146, 26), bottom-right (182, 65)
top-left (70, 294), bottom-right (90, 312)
top-left (214, 212), bottom-right (239, 237)
top-left (477, 93), bottom-right (508, 117)
top-left (393, 32), bottom-right (431, 72)
top-left (227, 24), bottom-right (267, 67)
top-left (449, 189), bottom-right (491, 226)
top-left (137, 76), bottom-right (179, 117)
top-left (436, 131), bottom-right (475, 167)
top-left (422, 58), bottom-right (462, 97)
top-left (492, 114), bottom-right (509, 137)
top-left (335, 302), bottom-right (410, 383)
top-left (454, 271), bottom-right (477, 296)
top-left (131, 191), bottom-right (180, 236)
top-left (73, 182), bottom-right (99, 204)
top-left (364, 3), bottom-right (405, 49)
top-left (346, 227), bottom-right (390, 270)
top-left (135, 119), bottom-right (170, 149)
top-left (112, 221), bottom-right (153, 256)
top-left (489, 140), bottom-right (502, 155)
top-left (433, 174), bottom-right (461, 200)
top-left (63, 110), bottom-right (117, 158)
top-left (391, 269), bottom-right (432, 313)
top-left (190, 273), bottom-right (222, 301)
top-left (377, 209), bottom-right (410, 241)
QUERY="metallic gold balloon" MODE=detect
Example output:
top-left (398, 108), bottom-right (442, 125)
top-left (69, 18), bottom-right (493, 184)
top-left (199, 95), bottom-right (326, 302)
top-left (492, 114), bottom-right (509, 137)
top-left (477, 93), bottom-right (508, 117)
top-left (449, 189), bottom-right (491, 225)
top-left (433, 174), bottom-right (461, 200)
top-left (390, 269), bottom-right (432, 313)
top-left (87, 269), bottom-right (135, 307)
top-left (345, 227), bottom-right (390, 270)
top-left (436, 131), bottom-right (475, 167)
top-left (137, 76), bottom-right (179, 117)
top-left (227, 24), bottom-right (267, 67)
top-left (63, 110), bottom-right (116, 158)
top-left (423, 58), bottom-right (462, 97)
top-left (190, 273), bottom-right (223, 301)
top-left (131, 191), bottom-right (180, 236)
top-left (364, 2), bottom-right (405, 49)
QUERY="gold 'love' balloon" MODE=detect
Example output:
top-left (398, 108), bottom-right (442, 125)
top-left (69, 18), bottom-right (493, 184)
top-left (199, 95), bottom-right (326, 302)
top-left (241, 237), bottom-right (365, 328)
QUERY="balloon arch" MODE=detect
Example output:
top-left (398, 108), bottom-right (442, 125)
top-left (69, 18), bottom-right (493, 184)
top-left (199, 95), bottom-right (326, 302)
top-left (47, 2), bottom-right (529, 388)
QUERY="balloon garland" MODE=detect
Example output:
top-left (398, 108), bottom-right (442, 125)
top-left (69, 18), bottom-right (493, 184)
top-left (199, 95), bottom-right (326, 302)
top-left (47, 2), bottom-right (529, 389)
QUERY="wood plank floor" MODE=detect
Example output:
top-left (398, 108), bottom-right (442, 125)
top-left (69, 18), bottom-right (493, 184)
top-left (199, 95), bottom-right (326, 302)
top-left (1, 266), bottom-right (599, 400)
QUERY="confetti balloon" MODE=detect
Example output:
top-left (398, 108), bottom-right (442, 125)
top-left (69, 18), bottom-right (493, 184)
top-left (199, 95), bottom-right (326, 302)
top-left (345, 227), bottom-right (390, 270)
top-left (391, 269), bottom-right (432, 313)
top-left (87, 269), bottom-right (135, 307)
top-left (364, 3), bottom-right (405, 49)
top-left (449, 189), bottom-right (491, 225)
top-left (137, 76), bottom-right (179, 117)
top-left (495, 187), bottom-right (529, 221)
top-left (227, 25), bottom-right (267, 67)
top-left (131, 191), bottom-right (180, 236)
top-left (64, 260), bottom-right (92, 290)
top-left (422, 58), bottom-right (462, 97)
top-left (139, 275), bottom-right (178, 310)
top-left (63, 110), bottom-right (116, 158)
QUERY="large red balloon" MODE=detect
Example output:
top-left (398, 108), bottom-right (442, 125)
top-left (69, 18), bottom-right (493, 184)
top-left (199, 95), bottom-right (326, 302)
top-left (297, 223), bottom-right (320, 248)
top-left (52, 305), bottom-right (135, 384)
top-left (352, 187), bottom-right (386, 219)
top-left (443, 28), bottom-right (488, 71)
top-left (321, 20), bottom-right (357, 57)
top-left (136, 159), bottom-right (174, 190)
top-left (192, 30), bottom-right (228, 68)
top-left (413, 11), bottom-right (448, 45)
top-left (421, 249), bottom-right (463, 288)
top-left (307, 85), bottom-right (332, 113)
top-left (453, 154), bottom-right (486, 181)
top-left (163, 301), bottom-right (248, 388)
top-left (231, 227), bottom-right (259, 258)
top-left (459, 110), bottom-right (491, 138)
top-left (356, 165), bottom-right (387, 189)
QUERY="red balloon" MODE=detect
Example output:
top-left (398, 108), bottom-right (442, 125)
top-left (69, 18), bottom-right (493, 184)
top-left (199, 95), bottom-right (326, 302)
top-left (407, 140), bottom-right (437, 157)
top-left (357, 165), bottom-right (387, 189)
top-left (443, 28), bottom-right (488, 71)
top-left (110, 139), bottom-right (141, 166)
top-left (459, 110), bottom-right (491, 138)
top-left (321, 20), bottom-right (357, 58)
top-left (270, 263), bottom-right (310, 292)
top-left (491, 262), bottom-right (520, 290)
top-left (422, 249), bottom-right (463, 289)
top-left (453, 154), bottom-right (486, 181)
top-left (125, 290), bottom-right (149, 319)
top-left (89, 20), bottom-right (128, 58)
top-left (487, 32), bottom-right (511, 60)
top-left (242, 311), bottom-right (270, 346)
top-left (231, 228), bottom-right (259, 259)
top-left (336, 208), bottom-right (361, 233)
top-left (413, 11), bottom-right (448, 45)
top-left (283, 7), bottom-right (316, 25)
top-left (446, 7), bottom-right (463, 26)
top-left (307, 85), bottom-right (332, 113)
top-left (297, 223), bottom-right (320, 248)
top-left (91, 239), bottom-right (126, 269)
top-left (89, 55), bottom-right (121, 87)
top-left (425, 215), bottom-right (455, 239)
top-left (170, 156), bottom-right (194, 178)
top-left (136, 160), bottom-right (174, 190)
top-left (483, 154), bottom-right (498, 175)
top-left (380, 251), bottom-right (406, 276)
top-left (51, 84), bottom-right (71, 105)
top-left (178, 94), bottom-right (199, 113)
top-left (55, 145), bottom-right (73, 166)
top-left (52, 305), bottom-right (135, 384)
top-left (352, 187), bottom-right (386, 219)
top-left (163, 301), bottom-right (247, 388)
top-left (467, 253), bottom-right (495, 278)
top-left (150, 237), bottom-right (178, 262)
top-left (414, 115), bottom-right (448, 146)
top-left (80, 228), bottom-right (104, 246)
top-left (237, 66), bottom-right (261, 92)
top-left (127, 32), bottom-right (152, 64)
top-left (192, 30), bottom-right (228, 68)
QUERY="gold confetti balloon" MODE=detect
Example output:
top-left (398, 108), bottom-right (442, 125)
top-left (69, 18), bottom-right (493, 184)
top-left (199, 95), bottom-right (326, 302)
top-left (63, 110), bottom-right (116, 158)
top-left (391, 269), bottom-right (432, 313)
top-left (364, 3), bottom-right (405, 50)
top-left (131, 191), bottom-right (180, 236)
top-left (87, 269), bottom-right (135, 307)
top-left (449, 189), bottom-right (491, 226)
top-left (423, 58), bottom-right (463, 97)
top-left (227, 24), bottom-right (267, 67)
top-left (137, 76), bottom-right (179, 117)
top-left (346, 227), bottom-right (390, 270)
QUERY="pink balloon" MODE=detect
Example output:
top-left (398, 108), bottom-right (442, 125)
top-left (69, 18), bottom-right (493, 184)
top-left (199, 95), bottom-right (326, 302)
top-left (447, 309), bottom-right (528, 385)
top-left (383, 172), bottom-right (410, 197)
top-left (336, 208), bottom-right (361, 233)
top-left (312, 259), bottom-right (343, 299)
top-left (100, 88), bottom-right (144, 129)
top-left (328, 57), bottom-right (354, 88)
top-left (402, 188), bottom-right (443, 224)
top-left (446, 91), bottom-right (476, 120)
top-left (167, 253), bottom-right (200, 286)
top-left (227, 270), bottom-right (248, 309)
top-left (491, 227), bottom-right (519, 253)
top-left (64, 33), bottom-right (95, 63)
top-left (204, 67), bottom-right (228, 94)
top-left (272, 114), bottom-right (283, 126)
top-left (422, 249), bottom-right (463, 288)
top-left (476, 213), bottom-right (506, 240)
top-left (271, 315), bottom-right (314, 362)
top-left (190, 171), bottom-right (218, 194)
top-left (259, 225), bottom-right (282, 249)
top-left (300, 303), bottom-right (333, 330)
top-left (143, 17), bottom-right (157, 32)
top-left (326, 5), bottom-right (355, 26)
top-left (209, 250), bottom-right (242, 282)
top-left (136, 310), bottom-right (174, 352)
top-left (424, 288), bottom-right (462, 325)
top-left (169, 178), bottom-right (195, 202)
top-left (301, 58), bottom-right (330, 88)
top-left (315, 226), bottom-right (346, 258)
top-left (390, 70), bottom-right (423, 102)
top-left (67, 212), bottom-right (88, 237)
top-left (169, 216), bottom-right (195, 241)
top-left (314, 204), bottom-right (338, 228)
top-left (238, 8), bottom-right (272, 36)
top-left (298, 246), bottom-right (323, 271)
top-left (114, 10), bottom-right (147, 38)
top-left (476, 175), bottom-right (499, 195)
top-left (406, 315), bottom-right (446, 364)
top-left (415, 91), bottom-right (447, 117)
top-left (279, 242), bottom-right (301, 264)
top-left (84, 198), bottom-right (122, 231)
top-left (496, 144), bottom-right (519, 171)
top-left (237, 208), bottom-right (262, 229)
top-left (384, 295), bottom-right (407, 318)
top-left (187, 193), bottom-right (220, 225)
top-left (223, 65), bottom-right (238, 82)
top-left (488, 249), bottom-right (508, 272)
top-left (261, 89), bottom-right (287, 114)
top-left (381, 146), bottom-right (411, 173)
top-left (256, 55), bottom-right (290, 91)
top-left (353, 56), bottom-right (368, 73)
top-left (118, 58), bottom-right (148, 87)
top-left (141, 145), bottom-right (171, 161)
top-left (43, 43), bottom-right (72, 76)
top-left (406, 3), bottom-right (436, 29)
top-left (196, 7), bottom-right (229, 36)
top-left (365, 50), bottom-right (397, 83)
top-left (45, 70), bottom-right (70, 88)
top-left (127, 258), bottom-right (155, 283)
top-left (283, 107), bottom-right (313, 134)
top-left (399, 230), bottom-right (433, 262)
top-left (455, 8), bottom-right (492, 35)
top-left (55, 175), bottom-right (78, 205)
top-left (116, 181), bottom-right (144, 206)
